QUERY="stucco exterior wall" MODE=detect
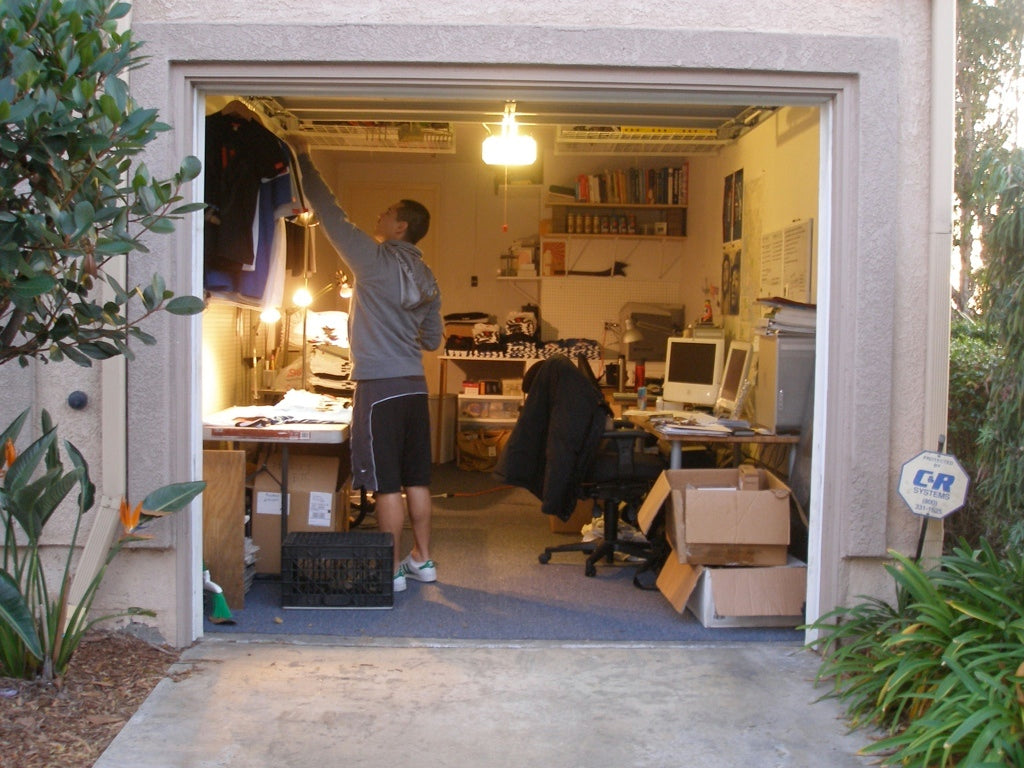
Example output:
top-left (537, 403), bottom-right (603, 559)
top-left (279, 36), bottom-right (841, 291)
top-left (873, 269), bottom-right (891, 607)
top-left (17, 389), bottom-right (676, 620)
top-left (12, 1), bottom-right (945, 645)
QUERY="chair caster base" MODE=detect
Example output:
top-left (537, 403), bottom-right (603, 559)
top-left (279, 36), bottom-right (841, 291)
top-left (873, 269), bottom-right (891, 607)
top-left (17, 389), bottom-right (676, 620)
top-left (538, 552), bottom-right (551, 564)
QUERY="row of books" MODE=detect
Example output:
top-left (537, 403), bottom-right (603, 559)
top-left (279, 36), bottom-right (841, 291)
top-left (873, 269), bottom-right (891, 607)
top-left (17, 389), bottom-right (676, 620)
top-left (573, 164), bottom-right (689, 206)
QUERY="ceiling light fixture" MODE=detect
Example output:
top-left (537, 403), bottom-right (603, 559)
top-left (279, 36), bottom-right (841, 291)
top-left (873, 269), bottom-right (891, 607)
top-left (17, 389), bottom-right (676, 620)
top-left (482, 101), bottom-right (537, 166)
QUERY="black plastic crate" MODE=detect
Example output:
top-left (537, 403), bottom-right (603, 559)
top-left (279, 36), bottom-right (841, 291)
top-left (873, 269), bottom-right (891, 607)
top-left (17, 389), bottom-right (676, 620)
top-left (281, 531), bottom-right (394, 609)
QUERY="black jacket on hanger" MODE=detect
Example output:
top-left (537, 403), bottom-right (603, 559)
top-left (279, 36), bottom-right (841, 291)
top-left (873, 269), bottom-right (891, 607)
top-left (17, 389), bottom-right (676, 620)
top-left (204, 111), bottom-right (289, 272)
top-left (494, 355), bottom-right (611, 520)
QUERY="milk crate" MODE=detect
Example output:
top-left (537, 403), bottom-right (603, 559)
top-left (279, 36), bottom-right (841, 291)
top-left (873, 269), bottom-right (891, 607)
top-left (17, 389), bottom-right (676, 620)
top-left (281, 531), bottom-right (394, 609)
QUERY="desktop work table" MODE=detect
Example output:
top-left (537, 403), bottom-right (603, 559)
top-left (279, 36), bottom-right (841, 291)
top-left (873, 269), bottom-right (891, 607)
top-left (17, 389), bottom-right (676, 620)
top-left (202, 393), bottom-right (352, 591)
top-left (624, 410), bottom-right (800, 471)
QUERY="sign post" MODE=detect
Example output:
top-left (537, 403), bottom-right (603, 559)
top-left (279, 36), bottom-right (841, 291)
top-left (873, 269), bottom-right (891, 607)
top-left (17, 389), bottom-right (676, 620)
top-left (897, 450), bottom-right (970, 560)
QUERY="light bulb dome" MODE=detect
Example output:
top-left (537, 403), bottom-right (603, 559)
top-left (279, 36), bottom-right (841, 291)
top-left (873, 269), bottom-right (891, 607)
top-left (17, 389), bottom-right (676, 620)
top-left (292, 286), bottom-right (313, 307)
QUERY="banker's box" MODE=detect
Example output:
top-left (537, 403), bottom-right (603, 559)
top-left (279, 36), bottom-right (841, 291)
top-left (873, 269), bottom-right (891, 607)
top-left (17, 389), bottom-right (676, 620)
top-left (250, 454), bottom-right (349, 574)
top-left (637, 467), bottom-right (791, 566)
top-left (656, 556), bottom-right (807, 628)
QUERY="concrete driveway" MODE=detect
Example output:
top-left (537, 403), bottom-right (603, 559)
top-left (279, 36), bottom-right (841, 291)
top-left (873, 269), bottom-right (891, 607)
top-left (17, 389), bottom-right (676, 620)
top-left (93, 635), bottom-right (873, 768)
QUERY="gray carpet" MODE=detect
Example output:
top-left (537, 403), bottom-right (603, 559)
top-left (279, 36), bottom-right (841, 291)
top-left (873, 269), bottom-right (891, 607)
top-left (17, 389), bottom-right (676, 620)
top-left (205, 463), bottom-right (804, 643)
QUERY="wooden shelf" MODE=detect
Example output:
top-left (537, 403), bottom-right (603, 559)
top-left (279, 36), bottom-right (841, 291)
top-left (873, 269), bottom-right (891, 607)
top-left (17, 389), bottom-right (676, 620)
top-left (547, 199), bottom-right (687, 238)
top-left (547, 234), bottom-right (686, 243)
top-left (546, 197), bottom-right (686, 210)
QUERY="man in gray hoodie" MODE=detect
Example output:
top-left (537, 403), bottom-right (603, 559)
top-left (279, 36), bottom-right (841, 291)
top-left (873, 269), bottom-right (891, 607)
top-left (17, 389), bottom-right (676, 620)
top-left (290, 136), bottom-right (443, 594)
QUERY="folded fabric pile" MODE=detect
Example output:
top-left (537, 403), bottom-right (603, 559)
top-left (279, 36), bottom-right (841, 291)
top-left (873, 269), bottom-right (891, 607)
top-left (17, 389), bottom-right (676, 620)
top-left (540, 338), bottom-right (602, 360)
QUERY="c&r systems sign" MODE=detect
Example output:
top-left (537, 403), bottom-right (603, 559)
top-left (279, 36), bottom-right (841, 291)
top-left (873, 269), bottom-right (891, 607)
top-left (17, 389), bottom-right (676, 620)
top-left (897, 451), bottom-right (970, 520)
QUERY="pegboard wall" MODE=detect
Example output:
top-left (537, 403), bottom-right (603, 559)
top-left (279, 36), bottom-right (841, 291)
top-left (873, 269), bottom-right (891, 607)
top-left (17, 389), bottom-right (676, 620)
top-left (540, 277), bottom-right (685, 351)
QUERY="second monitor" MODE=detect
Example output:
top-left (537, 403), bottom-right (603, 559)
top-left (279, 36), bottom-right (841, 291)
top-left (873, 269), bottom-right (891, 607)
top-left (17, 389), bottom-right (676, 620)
top-left (714, 340), bottom-right (752, 418)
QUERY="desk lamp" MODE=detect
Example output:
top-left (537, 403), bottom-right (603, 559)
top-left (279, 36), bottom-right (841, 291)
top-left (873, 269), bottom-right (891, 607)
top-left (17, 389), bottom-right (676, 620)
top-left (604, 320), bottom-right (644, 392)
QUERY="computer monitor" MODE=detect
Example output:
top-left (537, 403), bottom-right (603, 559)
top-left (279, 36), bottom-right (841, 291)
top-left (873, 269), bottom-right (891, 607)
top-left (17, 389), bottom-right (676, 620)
top-left (714, 340), bottom-right (752, 418)
top-left (661, 336), bottom-right (725, 408)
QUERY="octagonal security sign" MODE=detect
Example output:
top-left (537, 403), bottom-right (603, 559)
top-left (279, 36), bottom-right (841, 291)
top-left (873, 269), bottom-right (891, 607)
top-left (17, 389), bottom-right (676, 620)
top-left (897, 451), bottom-right (970, 519)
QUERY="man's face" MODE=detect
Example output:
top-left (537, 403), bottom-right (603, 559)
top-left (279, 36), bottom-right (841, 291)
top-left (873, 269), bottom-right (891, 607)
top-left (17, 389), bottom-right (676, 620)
top-left (374, 203), bottom-right (407, 242)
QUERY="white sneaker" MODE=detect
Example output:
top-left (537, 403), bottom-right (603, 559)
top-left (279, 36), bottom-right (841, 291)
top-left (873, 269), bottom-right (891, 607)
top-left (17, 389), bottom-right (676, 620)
top-left (400, 555), bottom-right (437, 583)
top-left (393, 569), bottom-right (407, 593)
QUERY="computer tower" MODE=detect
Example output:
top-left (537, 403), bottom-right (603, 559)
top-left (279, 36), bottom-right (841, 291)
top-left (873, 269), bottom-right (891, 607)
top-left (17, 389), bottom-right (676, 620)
top-left (754, 333), bottom-right (815, 433)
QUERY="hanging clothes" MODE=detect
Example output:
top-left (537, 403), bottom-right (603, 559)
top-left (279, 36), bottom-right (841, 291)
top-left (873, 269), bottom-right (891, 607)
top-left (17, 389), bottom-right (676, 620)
top-left (203, 104), bottom-right (299, 306)
top-left (204, 109), bottom-right (288, 267)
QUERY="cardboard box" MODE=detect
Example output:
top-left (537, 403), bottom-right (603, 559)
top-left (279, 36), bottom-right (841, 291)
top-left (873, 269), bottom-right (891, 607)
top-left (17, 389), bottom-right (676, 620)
top-left (637, 468), bottom-right (791, 566)
top-left (549, 498), bottom-right (595, 534)
top-left (657, 554), bottom-right (806, 628)
top-left (737, 464), bottom-right (763, 490)
top-left (502, 379), bottom-right (523, 397)
top-left (429, 393), bottom-right (456, 464)
top-left (250, 454), bottom-right (349, 574)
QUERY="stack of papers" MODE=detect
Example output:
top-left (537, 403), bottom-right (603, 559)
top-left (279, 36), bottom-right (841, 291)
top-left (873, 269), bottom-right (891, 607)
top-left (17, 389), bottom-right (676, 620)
top-left (757, 296), bottom-right (816, 336)
top-left (650, 416), bottom-right (733, 435)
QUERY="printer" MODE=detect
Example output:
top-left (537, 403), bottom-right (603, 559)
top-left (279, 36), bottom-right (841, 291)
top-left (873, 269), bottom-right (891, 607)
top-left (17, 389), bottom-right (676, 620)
top-left (619, 302), bottom-right (685, 362)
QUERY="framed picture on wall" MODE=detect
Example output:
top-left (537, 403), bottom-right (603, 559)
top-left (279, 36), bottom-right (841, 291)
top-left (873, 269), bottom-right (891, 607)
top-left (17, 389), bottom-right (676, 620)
top-left (729, 248), bottom-right (741, 315)
top-left (721, 243), bottom-right (742, 316)
top-left (722, 169), bottom-right (743, 244)
top-left (731, 169), bottom-right (743, 242)
top-left (722, 172), bottom-right (734, 242)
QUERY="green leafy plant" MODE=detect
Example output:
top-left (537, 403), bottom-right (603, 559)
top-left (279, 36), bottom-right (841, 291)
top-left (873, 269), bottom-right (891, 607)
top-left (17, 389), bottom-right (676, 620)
top-left (808, 543), bottom-right (1024, 767)
top-left (974, 146), bottom-right (1024, 554)
top-left (943, 315), bottom-right (1000, 550)
top-left (0, 0), bottom-right (205, 367)
top-left (0, 409), bottom-right (205, 680)
top-left (0, 0), bottom-right (208, 681)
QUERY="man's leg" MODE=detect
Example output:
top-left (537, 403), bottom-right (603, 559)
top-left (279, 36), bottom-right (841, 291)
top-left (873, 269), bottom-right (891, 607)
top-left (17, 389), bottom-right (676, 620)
top-left (404, 485), bottom-right (432, 563)
top-left (374, 491), bottom-right (406, 572)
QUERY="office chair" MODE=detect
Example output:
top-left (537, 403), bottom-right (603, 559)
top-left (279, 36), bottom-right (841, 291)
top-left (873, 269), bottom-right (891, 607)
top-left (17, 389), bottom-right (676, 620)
top-left (494, 354), bottom-right (667, 578)
top-left (539, 417), bottom-right (667, 577)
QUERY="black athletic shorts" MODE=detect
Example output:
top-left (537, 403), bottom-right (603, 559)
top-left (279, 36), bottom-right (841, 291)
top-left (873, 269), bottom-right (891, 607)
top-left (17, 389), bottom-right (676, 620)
top-left (350, 376), bottom-right (431, 493)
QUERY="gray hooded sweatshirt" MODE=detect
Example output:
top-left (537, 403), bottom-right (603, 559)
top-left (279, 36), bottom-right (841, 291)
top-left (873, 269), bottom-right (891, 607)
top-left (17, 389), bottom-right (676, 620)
top-left (297, 153), bottom-right (443, 381)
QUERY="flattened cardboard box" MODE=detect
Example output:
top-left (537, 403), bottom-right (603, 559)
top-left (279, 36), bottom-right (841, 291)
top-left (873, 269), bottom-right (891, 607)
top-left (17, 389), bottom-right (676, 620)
top-left (550, 498), bottom-right (594, 533)
top-left (637, 468), bottom-right (791, 566)
top-left (251, 454), bottom-right (348, 574)
top-left (657, 554), bottom-right (807, 628)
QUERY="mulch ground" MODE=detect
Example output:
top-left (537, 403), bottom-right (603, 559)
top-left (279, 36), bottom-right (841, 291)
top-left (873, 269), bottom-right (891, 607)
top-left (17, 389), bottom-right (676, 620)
top-left (0, 630), bottom-right (186, 768)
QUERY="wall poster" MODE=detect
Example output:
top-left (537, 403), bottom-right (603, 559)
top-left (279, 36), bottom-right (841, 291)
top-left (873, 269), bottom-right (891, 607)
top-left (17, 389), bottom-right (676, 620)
top-left (721, 242), bottom-right (742, 316)
top-left (758, 218), bottom-right (813, 303)
top-left (722, 169), bottom-right (743, 243)
top-left (721, 169), bottom-right (743, 316)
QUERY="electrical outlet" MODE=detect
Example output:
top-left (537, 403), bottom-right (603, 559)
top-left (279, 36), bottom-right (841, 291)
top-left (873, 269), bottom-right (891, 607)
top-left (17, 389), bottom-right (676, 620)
top-left (471, 275), bottom-right (478, 287)
top-left (604, 320), bottom-right (619, 331)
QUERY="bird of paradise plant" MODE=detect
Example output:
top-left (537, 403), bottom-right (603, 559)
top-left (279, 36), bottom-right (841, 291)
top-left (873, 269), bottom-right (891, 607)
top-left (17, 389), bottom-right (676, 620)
top-left (0, 409), bottom-right (204, 680)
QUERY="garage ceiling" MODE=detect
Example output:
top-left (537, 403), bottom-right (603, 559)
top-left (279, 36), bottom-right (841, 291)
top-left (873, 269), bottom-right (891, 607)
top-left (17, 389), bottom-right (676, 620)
top-left (243, 93), bottom-right (776, 156)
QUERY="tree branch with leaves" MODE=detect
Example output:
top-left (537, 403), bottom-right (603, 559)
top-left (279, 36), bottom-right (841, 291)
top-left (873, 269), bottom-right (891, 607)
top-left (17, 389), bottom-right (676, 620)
top-left (0, 0), bottom-right (205, 368)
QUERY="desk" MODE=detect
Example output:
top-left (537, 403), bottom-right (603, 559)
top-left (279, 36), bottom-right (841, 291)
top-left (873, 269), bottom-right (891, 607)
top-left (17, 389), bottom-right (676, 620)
top-left (627, 412), bottom-right (800, 471)
top-left (203, 407), bottom-right (350, 577)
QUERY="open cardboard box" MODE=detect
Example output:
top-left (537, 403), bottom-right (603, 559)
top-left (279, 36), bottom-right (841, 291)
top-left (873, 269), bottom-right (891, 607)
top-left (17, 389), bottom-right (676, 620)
top-left (657, 554), bottom-right (807, 628)
top-left (250, 454), bottom-right (350, 574)
top-left (637, 467), bottom-right (791, 566)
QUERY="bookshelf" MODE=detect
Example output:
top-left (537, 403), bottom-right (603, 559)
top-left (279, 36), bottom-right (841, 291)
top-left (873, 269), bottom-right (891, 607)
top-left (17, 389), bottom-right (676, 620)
top-left (544, 161), bottom-right (689, 240)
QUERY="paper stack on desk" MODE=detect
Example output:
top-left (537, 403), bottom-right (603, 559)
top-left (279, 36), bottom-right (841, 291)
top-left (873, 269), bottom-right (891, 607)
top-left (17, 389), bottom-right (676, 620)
top-left (657, 422), bottom-right (734, 436)
top-left (652, 416), bottom-right (734, 435)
